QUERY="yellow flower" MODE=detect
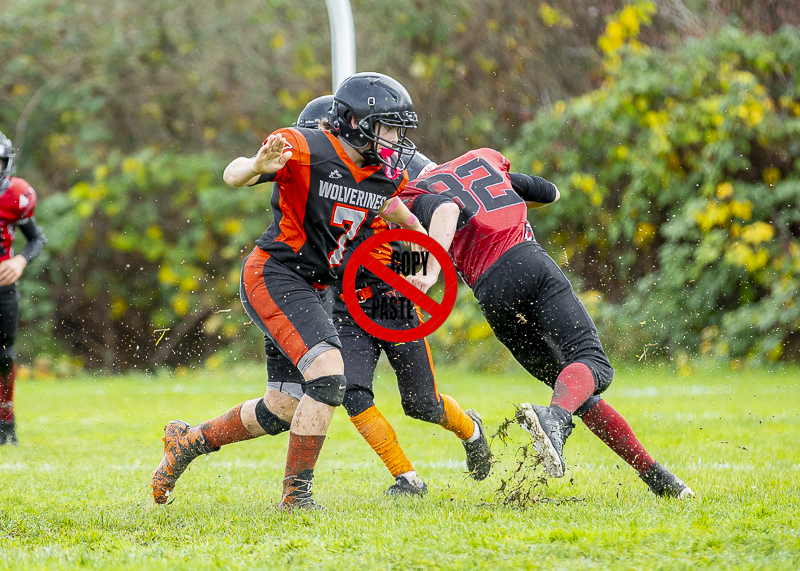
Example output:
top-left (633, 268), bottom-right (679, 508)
top-left (762, 167), bottom-right (781, 186)
top-left (94, 165), bottom-right (109, 181)
top-left (635, 222), bottom-right (657, 246)
top-left (122, 157), bottom-right (144, 174)
top-left (111, 298), bottom-right (128, 320)
top-left (729, 200), bottom-right (753, 221)
top-left (619, 6), bottom-right (640, 35)
top-left (223, 218), bottom-right (243, 235)
top-left (741, 222), bottom-right (775, 244)
top-left (158, 266), bottom-right (179, 285)
top-left (172, 294), bottom-right (189, 316)
top-left (715, 182), bottom-right (734, 200)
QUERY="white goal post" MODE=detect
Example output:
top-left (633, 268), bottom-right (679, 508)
top-left (324, 0), bottom-right (357, 91)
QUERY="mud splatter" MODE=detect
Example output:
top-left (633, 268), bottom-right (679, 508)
top-left (491, 408), bottom-right (585, 509)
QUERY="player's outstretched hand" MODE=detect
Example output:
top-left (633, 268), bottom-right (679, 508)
top-left (253, 134), bottom-right (292, 175)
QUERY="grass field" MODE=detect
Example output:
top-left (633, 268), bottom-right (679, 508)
top-left (1, 360), bottom-right (798, 570)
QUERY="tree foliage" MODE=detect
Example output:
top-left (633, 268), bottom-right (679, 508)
top-left (2, 0), bottom-right (799, 371)
top-left (510, 9), bottom-right (800, 366)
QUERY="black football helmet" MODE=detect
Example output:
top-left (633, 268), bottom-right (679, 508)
top-left (328, 72), bottom-right (418, 169)
top-left (0, 131), bottom-right (15, 194)
top-left (294, 95), bottom-right (334, 129)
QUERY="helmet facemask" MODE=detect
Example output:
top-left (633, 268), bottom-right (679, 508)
top-left (333, 102), bottom-right (418, 170)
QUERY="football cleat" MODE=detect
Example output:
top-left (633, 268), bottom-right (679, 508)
top-left (639, 462), bottom-right (695, 499)
top-left (385, 473), bottom-right (428, 496)
top-left (462, 409), bottom-right (492, 481)
top-left (151, 420), bottom-right (217, 504)
top-left (0, 420), bottom-right (17, 446)
top-left (280, 469), bottom-right (324, 511)
top-left (516, 403), bottom-right (574, 478)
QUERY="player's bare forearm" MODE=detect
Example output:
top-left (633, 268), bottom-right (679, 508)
top-left (378, 199), bottom-right (427, 236)
top-left (0, 255), bottom-right (27, 286)
top-left (427, 202), bottom-right (459, 252)
top-left (223, 156), bottom-right (262, 187)
top-left (223, 133), bottom-right (292, 187)
top-left (405, 201), bottom-right (458, 293)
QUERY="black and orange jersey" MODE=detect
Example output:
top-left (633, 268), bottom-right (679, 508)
top-left (254, 128), bottom-right (407, 284)
top-left (329, 216), bottom-right (404, 293)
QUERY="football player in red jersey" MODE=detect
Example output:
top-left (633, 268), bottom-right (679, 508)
top-left (0, 131), bottom-right (47, 446)
top-left (151, 74), bottom-right (428, 510)
top-left (401, 149), bottom-right (694, 499)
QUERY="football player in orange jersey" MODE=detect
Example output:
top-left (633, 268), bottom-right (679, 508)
top-left (151, 74), bottom-right (428, 510)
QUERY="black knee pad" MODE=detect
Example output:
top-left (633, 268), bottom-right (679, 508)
top-left (575, 395), bottom-right (603, 418)
top-left (403, 395), bottom-right (445, 424)
top-left (254, 398), bottom-right (291, 435)
top-left (305, 374), bottom-right (346, 407)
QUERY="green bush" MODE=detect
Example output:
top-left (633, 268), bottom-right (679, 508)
top-left (23, 149), bottom-right (269, 370)
top-left (509, 22), bottom-right (800, 366)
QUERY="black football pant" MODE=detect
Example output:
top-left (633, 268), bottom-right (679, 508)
top-left (0, 285), bottom-right (19, 370)
top-left (332, 292), bottom-right (444, 423)
top-left (473, 241), bottom-right (613, 415)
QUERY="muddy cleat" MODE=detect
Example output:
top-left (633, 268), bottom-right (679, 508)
top-left (516, 403), bottom-right (574, 478)
top-left (0, 420), bottom-right (17, 446)
top-left (385, 473), bottom-right (428, 496)
top-left (280, 469), bottom-right (324, 511)
top-left (462, 409), bottom-right (492, 481)
top-left (639, 462), bottom-right (695, 499)
top-left (151, 420), bottom-right (217, 504)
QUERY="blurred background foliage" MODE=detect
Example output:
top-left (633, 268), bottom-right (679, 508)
top-left (0, 0), bottom-right (798, 374)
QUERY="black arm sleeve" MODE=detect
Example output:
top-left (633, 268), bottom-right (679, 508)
top-left (250, 172), bottom-right (276, 186)
top-left (509, 172), bottom-right (558, 203)
top-left (17, 217), bottom-right (47, 262)
top-left (407, 194), bottom-right (456, 231)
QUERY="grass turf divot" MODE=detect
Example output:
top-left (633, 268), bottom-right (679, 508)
top-left (490, 409), bottom-right (584, 508)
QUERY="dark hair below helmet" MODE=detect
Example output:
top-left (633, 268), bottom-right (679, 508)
top-left (294, 95), bottom-right (334, 129)
top-left (404, 150), bottom-right (437, 182)
top-left (328, 72), bottom-right (418, 169)
top-left (0, 131), bottom-right (15, 194)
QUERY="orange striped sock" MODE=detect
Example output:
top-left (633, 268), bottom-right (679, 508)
top-left (438, 394), bottom-right (476, 440)
top-left (350, 406), bottom-right (413, 477)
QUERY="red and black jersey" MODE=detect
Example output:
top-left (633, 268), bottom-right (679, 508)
top-left (399, 148), bottom-right (535, 288)
top-left (255, 128), bottom-right (407, 284)
top-left (0, 177), bottom-right (37, 263)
